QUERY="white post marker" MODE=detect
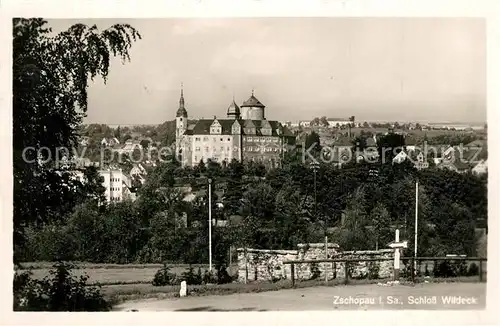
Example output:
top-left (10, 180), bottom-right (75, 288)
top-left (388, 229), bottom-right (408, 281)
top-left (180, 281), bottom-right (187, 297)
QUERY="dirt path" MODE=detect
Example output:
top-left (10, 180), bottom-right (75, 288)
top-left (114, 282), bottom-right (486, 311)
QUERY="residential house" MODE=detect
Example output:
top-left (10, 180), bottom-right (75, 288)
top-left (101, 137), bottom-right (120, 147)
top-left (99, 168), bottom-right (137, 202)
top-left (79, 136), bottom-right (90, 146)
top-left (472, 159), bottom-right (487, 176)
top-left (392, 150), bottom-right (409, 164)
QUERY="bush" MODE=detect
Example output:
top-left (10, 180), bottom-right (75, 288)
top-left (309, 262), bottom-right (321, 280)
top-left (180, 265), bottom-right (202, 285)
top-left (13, 262), bottom-right (110, 311)
top-left (216, 264), bottom-right (233, 284)
top-left (433, 260), bottom-right (468, 278)
top-left (367, 262), bottom-right (380, 280)
top-left (203, 270), bottom-right (217, 284)
top-left (467, 262), bottom-right (479, 276)
top-left (152, 264), bottom-right (177, 286)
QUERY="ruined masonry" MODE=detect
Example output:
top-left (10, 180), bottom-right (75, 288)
top-left (237, 243), bottom-right (404, 282)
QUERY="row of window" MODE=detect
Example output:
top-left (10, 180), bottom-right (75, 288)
top-left (244, 147), bottom-right (280, 152)
top-left (110, 177), bottom-right (120, 182)
top-left (195, 146), bottom-right (235, 152)
top-left (193, 156), bottom-right (227, 163)
top-left (191, 136), bottom-right (280, 143)
top-left (245, 137), bottom-right (279, 143)
top-left (194, 136), bottom-right (232, 142)
top-left (110, 197), bottom-right (121, 201)
top-left (110, 187), bottom-right (121, 191)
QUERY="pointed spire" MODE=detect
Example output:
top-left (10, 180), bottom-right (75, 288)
top-left (179, 82), bottom-right (185, 108)
top-left (252, 88), bottom-right (254, 96)
top-left (176, 82), bottom-right (187, 118)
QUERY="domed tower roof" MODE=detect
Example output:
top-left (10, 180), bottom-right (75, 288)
top-left (241, 90), bottom-right (265, 108)
top-left (227, 97), bottom-right (241, 118)
top-left (176, 84), bottom-right (188, 118)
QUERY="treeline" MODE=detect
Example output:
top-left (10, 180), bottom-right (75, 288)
top-left (16, 149), bottom-right (488, 265)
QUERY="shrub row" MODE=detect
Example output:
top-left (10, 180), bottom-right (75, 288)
top-left (152, 264), bottom-right (234, 286)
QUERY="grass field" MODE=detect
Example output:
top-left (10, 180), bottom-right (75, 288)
top-left (17, 262), bottom-right (237, 286)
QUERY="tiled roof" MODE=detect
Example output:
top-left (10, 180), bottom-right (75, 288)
top-left (241, 95), bottom-right (265, 108)
top-left (183, 119), bottom-right (294, 137)
top-left (227, 100), bottom-right (240, 117)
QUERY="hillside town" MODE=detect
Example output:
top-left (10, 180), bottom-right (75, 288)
top-left (12, 17), bottom-right (488, 312)
top-left (60, 85), bottom-right (488, 207)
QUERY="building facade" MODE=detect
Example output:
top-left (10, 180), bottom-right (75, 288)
top-left (99, 169), bottom-right (135, 202)
top-left (175, 87), bottom-right (295, 168)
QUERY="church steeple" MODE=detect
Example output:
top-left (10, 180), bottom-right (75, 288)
top-left (176, 83), bottom-right (187, 118)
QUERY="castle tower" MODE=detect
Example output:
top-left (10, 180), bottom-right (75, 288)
top-left (175, 84), bottom-right (188, 161)
top-left (241, 89), bottom-right (265, 120)
top-left (227, 95), bottom-right (241, 119)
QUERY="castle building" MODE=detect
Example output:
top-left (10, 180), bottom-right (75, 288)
top-left (175, 86), bottom-right (295, 168)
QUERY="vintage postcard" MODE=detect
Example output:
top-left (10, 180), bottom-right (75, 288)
top-left (2, 0), bottom-right (499, 325)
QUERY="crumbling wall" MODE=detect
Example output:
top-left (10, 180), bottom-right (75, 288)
top-left (237, 244), bottom-right (402, 282)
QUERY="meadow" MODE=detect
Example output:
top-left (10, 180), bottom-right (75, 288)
top-left (17, 262), bottom-right (239, 286)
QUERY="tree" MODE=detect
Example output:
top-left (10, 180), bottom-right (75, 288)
top-left (305, 131), bottom-right (321, 153)
top-left (337, 186), bottom-right (372, 250)
top-left (13, 19), bottom-right (141, 256)
top-left (363, 121), bottom-right (369, 128)
top-left (240, 182), bottom-right (275, 222)
top-left (352, 136), bottom-right (367, 154)
top-left (140, 139), bottom-right (151, 149)
top-left (310, 117), bottom-right (320, 127)
top-left (319, 116), bottom-right (329, 127)
top-left (114, 126), bottom-right (121, 139)
top-left (76, 166), bottom-right (106, 206)
top-left (223, 159), bottom-right (245, 217)
top-left (371, 203), bottom-right (391, 250)
top-left (377, 133), bottom-right (405, 164)
top-left (122, 134), bottom-right (132, 142)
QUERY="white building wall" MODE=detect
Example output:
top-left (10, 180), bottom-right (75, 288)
top-left (99, 169), bottom-right (126, 202)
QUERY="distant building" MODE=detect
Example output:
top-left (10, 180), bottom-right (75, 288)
top-left (327, 118), bottom-right (351, 128)
top-left (101, 137), bottom-right (120, 147)
top-left (175, 87), bottom-right (295, 168)
top-left (472, 159), bottom-right (487, 176)
top-left (392, 150), bottom-right (409, 164)
top-left (99, 169), bottom-right (136, 202)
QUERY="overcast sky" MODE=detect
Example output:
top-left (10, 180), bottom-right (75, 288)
top-left (47, 18), bottom-right (486, 124)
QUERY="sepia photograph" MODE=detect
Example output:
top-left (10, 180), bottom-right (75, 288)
top-left (11, 15), bottom-right (489, 313)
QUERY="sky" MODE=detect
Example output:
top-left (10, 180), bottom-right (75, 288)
top-left (47, 18), bottom-right (486, 124)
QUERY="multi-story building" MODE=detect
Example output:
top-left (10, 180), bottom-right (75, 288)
top-left (175, 87), bottom-right (295, 168)
top-left (99, 168), bottom-right (136, 202)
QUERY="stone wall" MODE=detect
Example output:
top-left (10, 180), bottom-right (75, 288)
top-left (237, 244), bottom-right (404, 282)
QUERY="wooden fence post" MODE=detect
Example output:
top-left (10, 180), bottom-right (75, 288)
top-left (244, 247), bottom-right (248, 284)
top-left (411, 258), bottom-right (415, 283)
top-left (479, 259), bottom-right (483, 282)
top-left (291, 263), bottom-right (295, 287)
top-left (344, 262), bottom-right (349, 285)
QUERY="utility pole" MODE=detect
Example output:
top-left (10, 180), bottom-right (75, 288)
top-left (310, 161), bottom-right (324, 280)
top-left (414, 179), bottom-right (418, 272)
top-left (208, 178), bottom-right (213, 272)
top-left (413, 152), bottom-right (428, 275)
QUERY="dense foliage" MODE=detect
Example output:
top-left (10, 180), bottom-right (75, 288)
top-left (14, 262), bottom-right (110, 311)
top-left (17, 151), bottom-right (487, 265)
top-left (13, 18), bottom-right (141, 262)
